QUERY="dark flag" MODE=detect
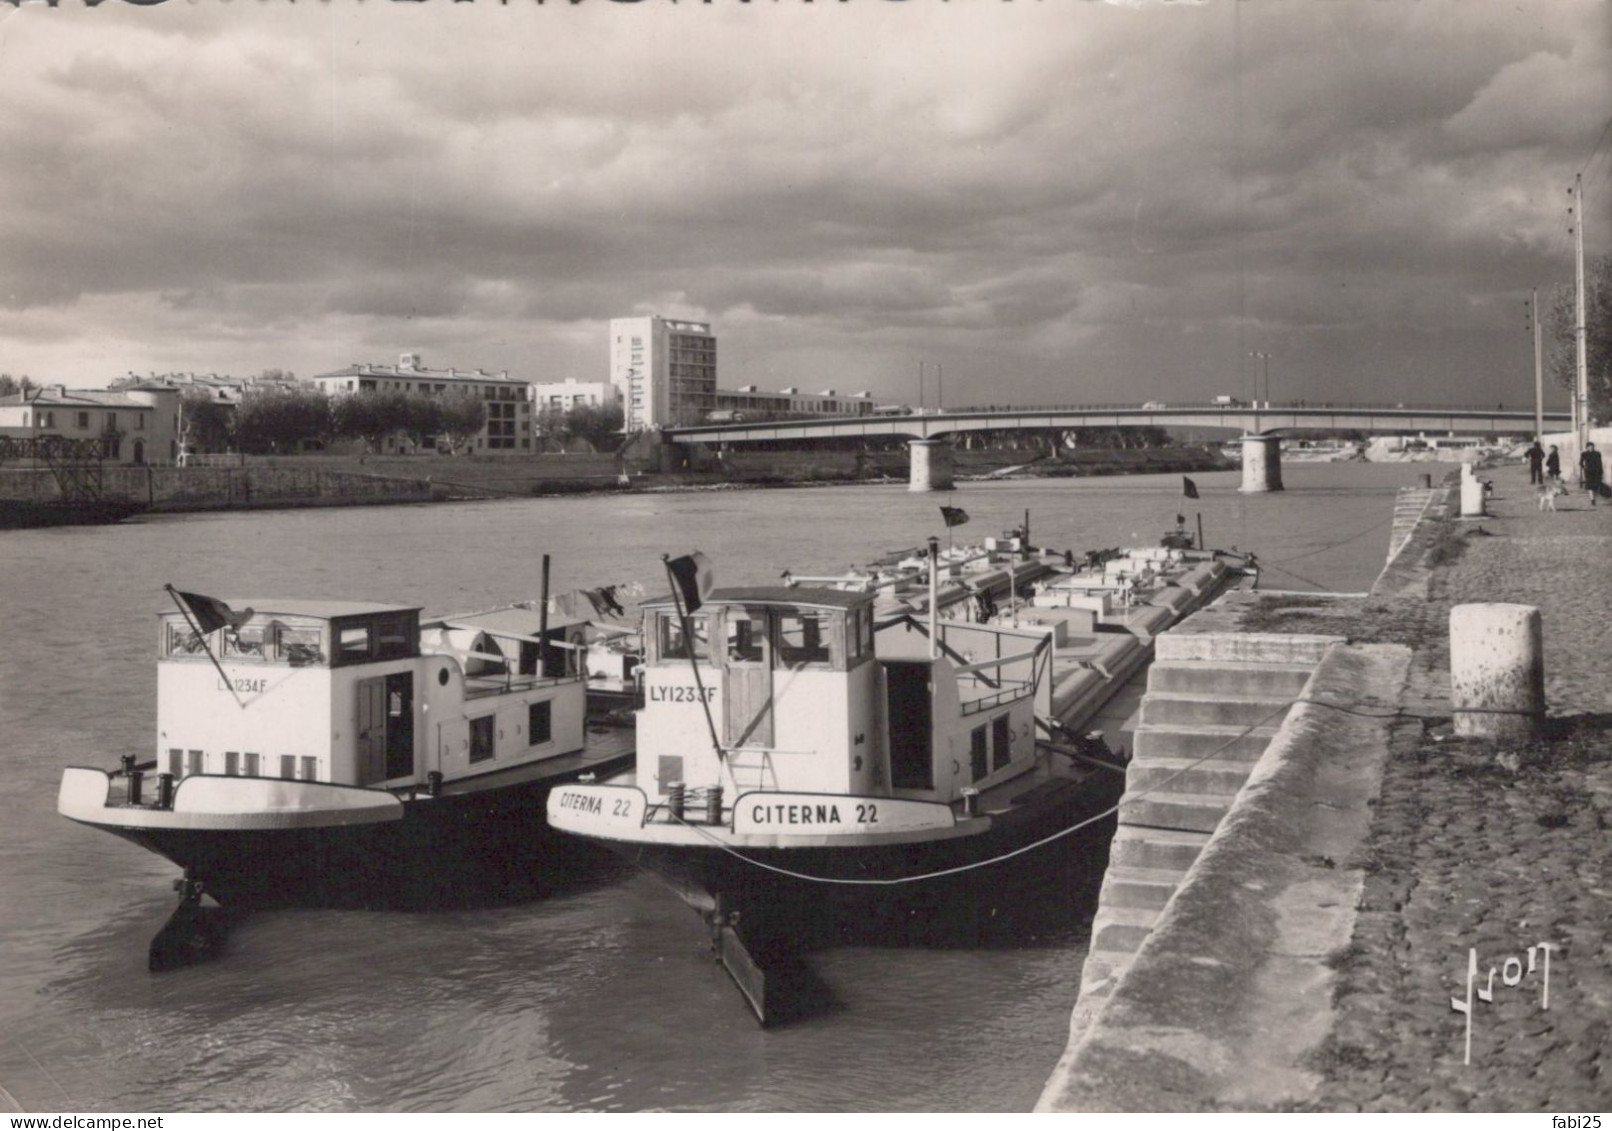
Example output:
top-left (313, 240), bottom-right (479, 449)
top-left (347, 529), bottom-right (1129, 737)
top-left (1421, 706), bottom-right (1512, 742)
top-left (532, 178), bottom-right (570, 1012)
top-left (939, 505), bottom-right (970, 528)
top-left (1182, 476), bottom-right (1200, 500)
top-left (1176, 514), bottom-right (1186, 526)
top-left (666, 552), bottom-right (716, 614)
top-left (168, 587), bottom-right (252, 635)
top-left (596, 586), bottom-right (626, 618)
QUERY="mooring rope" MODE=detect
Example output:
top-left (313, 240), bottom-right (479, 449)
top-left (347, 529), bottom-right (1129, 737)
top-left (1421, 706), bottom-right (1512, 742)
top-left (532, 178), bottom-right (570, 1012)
top-left (661, 696), bottom-right (1350, 887)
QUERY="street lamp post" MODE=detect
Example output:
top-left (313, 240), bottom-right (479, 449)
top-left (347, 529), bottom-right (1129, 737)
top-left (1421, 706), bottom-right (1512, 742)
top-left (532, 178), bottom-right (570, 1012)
top-left (1249, 351), bottom-right (1271, 432)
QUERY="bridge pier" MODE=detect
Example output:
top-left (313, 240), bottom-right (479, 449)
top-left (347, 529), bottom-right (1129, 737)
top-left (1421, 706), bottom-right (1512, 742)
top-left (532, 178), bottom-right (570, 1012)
top-left (1238, 434), bottom-right (1283, 493)
top-left (908, 438), bottom-right (953, 493)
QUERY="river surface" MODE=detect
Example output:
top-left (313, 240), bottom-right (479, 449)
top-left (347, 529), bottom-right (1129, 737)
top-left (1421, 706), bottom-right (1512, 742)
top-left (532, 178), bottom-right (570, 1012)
top-left (0, 462), bottom-right (1445, 1112)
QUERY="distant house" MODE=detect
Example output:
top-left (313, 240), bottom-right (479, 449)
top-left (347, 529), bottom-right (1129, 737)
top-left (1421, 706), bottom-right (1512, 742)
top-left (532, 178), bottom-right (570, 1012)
top-left (310, 352), bottom-right (533, 454)
top-left (0, 384), bottom-right (183, 466)
top-left (532, 378), bottom-right (620, 413)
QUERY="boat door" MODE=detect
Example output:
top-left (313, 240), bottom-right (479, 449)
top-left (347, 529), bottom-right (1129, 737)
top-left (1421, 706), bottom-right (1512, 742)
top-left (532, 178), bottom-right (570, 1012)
top-left (723, 608), bottom-right (773, 748)
top-left (357, 672), bottom-right (415, 784)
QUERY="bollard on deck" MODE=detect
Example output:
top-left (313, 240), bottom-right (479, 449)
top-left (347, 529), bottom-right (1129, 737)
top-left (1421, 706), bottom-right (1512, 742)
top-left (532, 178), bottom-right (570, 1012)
top-left (1450, 603), bottom-right (1544, 741)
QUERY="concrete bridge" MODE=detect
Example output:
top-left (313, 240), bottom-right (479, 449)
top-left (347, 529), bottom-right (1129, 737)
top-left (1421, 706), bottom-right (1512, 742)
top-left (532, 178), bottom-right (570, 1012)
top-left (667, 402), bottom-right (1566, 493)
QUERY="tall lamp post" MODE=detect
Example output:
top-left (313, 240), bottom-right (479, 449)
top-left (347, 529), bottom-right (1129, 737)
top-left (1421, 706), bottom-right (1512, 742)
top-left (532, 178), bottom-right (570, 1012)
top-left (1249, 351), bottom-right (1271, 432)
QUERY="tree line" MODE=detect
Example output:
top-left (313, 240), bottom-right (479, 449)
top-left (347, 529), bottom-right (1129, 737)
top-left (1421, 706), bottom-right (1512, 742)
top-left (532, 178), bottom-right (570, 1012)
top-left (180, 388), bottom-right (625, 456)
top-left (183, 388), bottom-right (493, 455)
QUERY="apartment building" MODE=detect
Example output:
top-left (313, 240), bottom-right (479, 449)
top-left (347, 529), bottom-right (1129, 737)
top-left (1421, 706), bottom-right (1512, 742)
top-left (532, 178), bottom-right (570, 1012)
top-left (311, 353), bottom-right (534, 454)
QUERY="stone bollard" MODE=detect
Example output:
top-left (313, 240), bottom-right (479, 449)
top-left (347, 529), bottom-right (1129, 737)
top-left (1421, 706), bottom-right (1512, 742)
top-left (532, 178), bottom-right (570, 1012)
top-left (1450, 604), bottom-right (1544, 741)
top-left (1459, 463), bottom-right (1485, 517)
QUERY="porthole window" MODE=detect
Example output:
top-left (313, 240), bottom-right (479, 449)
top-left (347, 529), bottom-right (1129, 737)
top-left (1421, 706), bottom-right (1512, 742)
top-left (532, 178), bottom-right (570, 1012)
top-left (438, 667), bottom-right (450, 686)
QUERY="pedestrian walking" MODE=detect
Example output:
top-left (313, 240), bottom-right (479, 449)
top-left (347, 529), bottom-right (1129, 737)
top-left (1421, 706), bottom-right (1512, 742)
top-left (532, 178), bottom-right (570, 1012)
top-left (1580, 442), bottom-right (1604, 506)
top-left (1546, 444), bottom-right (1561, 483)
top-left (1527, 441), bottom-right (1545, 485)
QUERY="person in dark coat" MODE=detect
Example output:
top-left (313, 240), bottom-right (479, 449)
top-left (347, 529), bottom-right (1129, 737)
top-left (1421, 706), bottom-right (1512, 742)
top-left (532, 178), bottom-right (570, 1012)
top-left (1546, 445), bottom-right (1562, 482)
top-left (1527, 441), bottom-right (1545, 484)
top-left (1580, 442), bottom-right (1604, 505)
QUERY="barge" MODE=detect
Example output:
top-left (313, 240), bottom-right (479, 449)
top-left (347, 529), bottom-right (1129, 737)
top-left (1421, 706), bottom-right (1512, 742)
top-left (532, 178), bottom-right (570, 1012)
top-left (548, 535), bottom-right (1245, 1022)
top-left (59, 588), bottom-right (633, 966)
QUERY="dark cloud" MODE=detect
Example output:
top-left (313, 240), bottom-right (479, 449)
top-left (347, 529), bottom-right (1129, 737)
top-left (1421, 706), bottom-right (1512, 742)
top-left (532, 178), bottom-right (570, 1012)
top-left (0, 0), bottom-right (1602, 406)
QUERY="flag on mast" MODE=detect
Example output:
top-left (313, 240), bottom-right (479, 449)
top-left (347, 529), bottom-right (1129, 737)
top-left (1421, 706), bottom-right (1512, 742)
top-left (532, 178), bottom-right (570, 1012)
top-left (666, 552), bottom-right (716, 614)
top-left (939, 505), bottom-right (970, 528)
top-left (168, 588), bottom-right (253, 635)
top-left (1182, 476), bottom-right (1200, 500)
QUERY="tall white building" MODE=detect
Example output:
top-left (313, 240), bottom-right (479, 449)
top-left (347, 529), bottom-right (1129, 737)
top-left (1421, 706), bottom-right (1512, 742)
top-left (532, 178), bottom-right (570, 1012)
top-left (609, 317), bottom-right (717, 431)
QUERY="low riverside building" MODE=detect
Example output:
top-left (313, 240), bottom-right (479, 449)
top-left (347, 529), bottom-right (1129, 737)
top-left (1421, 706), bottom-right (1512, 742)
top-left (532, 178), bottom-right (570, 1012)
top-left (532, 378), bottom-right (620, 412)
top-left (311, 353), bottom-right (534, 455)
top-left (0, 383), bottom-right (182, 465)
top-left (714, 385), bottom-right (874, 421)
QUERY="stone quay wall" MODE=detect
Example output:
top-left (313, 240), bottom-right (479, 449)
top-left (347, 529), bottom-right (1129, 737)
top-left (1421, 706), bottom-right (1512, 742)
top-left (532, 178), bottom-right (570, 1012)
top-left (0, 466), bottom-right (437, 511)
top-left (1039, 462), bottom-right (1612, 1112)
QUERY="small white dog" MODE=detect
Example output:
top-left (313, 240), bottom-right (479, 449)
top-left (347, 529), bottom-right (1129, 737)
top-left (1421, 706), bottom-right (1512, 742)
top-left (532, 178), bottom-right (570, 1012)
top-left (1537, 481), bottom-right (1568, 512)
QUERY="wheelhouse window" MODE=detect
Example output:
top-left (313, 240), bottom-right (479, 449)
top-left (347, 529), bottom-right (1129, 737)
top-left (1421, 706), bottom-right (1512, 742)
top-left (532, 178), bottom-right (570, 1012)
top-left (657, 612), bottom-right (708, 662)
top-left (276, 622), bottom-right (325, 666)
top-left (970, 725), bottom-right (989, 782)
top-left (776, 611), bottom-right (834, 669)
top-left (374, 615), bottom-right (416, 660)
top-left (330, 613), bottom-right (420, 667)
top-left (337, 625), bottom-right (372, 664)
top-left (992, 715), bottom-right (1012, 771)
top-left (222, 624), bottom-right (270, 660)
top-left (166, 622), bottom-right (212, 657)
top-left (726, 612), bottom-right (766, 664)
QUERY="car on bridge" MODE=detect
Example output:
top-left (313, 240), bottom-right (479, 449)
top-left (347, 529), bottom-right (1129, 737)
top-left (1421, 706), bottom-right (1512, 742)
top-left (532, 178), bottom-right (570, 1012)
top-left (1142, 401), bottom-right (1167, 410)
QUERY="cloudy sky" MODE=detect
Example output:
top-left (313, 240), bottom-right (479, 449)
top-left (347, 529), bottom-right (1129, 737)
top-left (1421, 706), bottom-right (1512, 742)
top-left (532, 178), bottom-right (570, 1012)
top-left (0, 0), bottom-right (1606, 410)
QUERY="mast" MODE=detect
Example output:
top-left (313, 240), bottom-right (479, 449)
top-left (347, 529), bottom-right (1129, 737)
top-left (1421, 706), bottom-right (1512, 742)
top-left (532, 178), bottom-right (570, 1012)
top-left (1573, 173), bottom-right (1590, 446)
top-left (1533, 287), bottom-right (1544, 441)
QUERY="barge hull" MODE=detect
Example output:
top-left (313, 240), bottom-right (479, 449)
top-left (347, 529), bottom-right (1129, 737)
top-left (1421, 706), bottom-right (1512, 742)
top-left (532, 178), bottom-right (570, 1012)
top-left (613, 780), bottom-right (1122, 949)
top-left (79, 758), bottom-right (632, 910)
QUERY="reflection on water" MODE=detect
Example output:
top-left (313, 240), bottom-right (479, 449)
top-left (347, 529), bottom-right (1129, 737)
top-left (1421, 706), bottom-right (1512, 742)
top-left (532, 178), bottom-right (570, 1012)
top-left (0, 465), bottom-right (1440, 1111)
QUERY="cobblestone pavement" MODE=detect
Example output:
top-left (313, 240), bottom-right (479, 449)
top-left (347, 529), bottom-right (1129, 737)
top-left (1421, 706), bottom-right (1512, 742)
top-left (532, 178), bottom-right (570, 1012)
top-left (1291, 464), bottom-right (1612, 1111)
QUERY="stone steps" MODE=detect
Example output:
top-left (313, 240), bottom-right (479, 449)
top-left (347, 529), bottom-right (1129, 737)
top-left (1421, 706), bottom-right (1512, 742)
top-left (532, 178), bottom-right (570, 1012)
top-left (1097, 864), bottom-right (1184, 911)
top-left (1069, 638), bottom-right (1330, 1048)
top-left (1119, 788), bottom-right (1239, 833)
top-left (1105, 824), bottom-right (1212, 871)
top-left (1089, 903), bottom-right (1162, 953)
top-left (1131, 722), bottom-right (1285, 762)
top-left (1145, 660), bottom-right (1316, 698)
top-left (1138, 691), bottom-right (1298, 728)
top-left (1125, 756), bottom-right (1266, 797)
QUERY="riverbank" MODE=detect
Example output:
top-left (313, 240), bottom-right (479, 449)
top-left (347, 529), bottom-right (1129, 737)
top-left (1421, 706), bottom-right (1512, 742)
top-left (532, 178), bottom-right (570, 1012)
top-left (0, 443), bottom-right (1235, 515)
top-left (1038, 461), bottom-right (1611, 1111)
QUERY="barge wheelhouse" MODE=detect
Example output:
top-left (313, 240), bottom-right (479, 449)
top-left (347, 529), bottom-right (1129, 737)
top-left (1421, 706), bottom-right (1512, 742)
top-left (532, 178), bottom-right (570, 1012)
top-left (59, 597), bottom-right (633, 916)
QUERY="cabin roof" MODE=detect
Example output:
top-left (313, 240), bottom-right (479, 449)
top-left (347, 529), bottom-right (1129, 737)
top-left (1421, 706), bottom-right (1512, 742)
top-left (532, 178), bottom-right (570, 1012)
top-left (427, 607), bottom-right (590, 636)
top-left (160, 599), bottom-right (419, 621)
top-left (643, 586), bottom-right (875, 612)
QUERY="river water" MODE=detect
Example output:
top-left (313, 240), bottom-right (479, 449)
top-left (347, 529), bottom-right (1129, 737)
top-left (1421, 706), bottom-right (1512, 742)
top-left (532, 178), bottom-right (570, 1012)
top-left (0, 462), bottom-right (1444, 1112)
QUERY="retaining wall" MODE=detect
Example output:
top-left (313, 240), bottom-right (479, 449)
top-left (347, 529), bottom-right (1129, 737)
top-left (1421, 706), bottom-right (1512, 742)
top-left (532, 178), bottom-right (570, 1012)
top-left (0, 466), bottom-right (436, 511)
top-left (1038, 484), bottom-right (1450, 1111)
